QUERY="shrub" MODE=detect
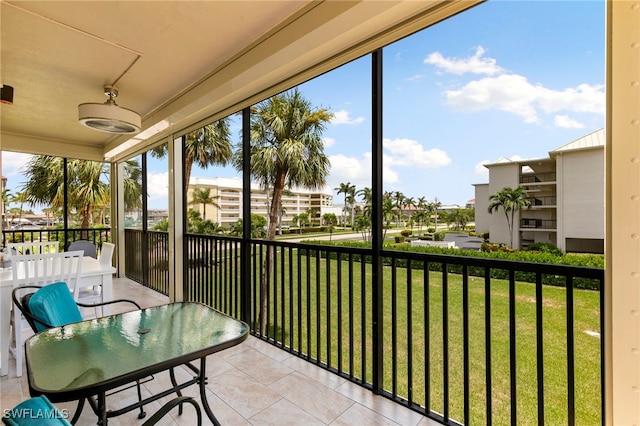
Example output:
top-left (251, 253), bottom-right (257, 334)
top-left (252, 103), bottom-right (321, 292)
top-left (527, 242), bottom-right (562, 255)
top-left (400, 229), bottom-right (412, 237)
top-left (482, 232), bottom-right (490, 241)
top-left (427, 228), bottom-right (435, 233)
top-left (394, 236), bottom-right (405, 243)
top-left (481, 242), bottom-right (514, 252)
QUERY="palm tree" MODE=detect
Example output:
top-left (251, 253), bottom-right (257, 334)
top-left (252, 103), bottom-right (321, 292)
top-left (430, 198), bottom-right (442, 231)
top-left (335, 182), bottom-right (355, 229)
top-left (416, 196), bottom-right (428, 233)
top-left (391, 191), bottom-right (404, 228)
top-left (232, 88), bottom-right (332, 333)
top-left (150, 120), bottom-right (233, 193)
top-left (404, 196), bottom-right (416, 230)
top-left (189, 187), bottom-right (219, 221)
top-left (487, 186), bottom-right (532, 248)
top-left (21, 156), bottom-right (142, 231)
top-left (10, 191), bottom-right (29, 227)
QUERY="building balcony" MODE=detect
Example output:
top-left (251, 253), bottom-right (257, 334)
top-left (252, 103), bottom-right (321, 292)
top-left (520, 172), bottom-right (557, 184)
top-left (520, 218), bottom-right (557, 230)
top-left (527, 196), bottom-right (557, 208)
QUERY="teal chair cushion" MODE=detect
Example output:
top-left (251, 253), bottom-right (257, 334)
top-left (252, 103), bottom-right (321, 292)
top-left (2, 395), bottom-right (71, 425)
top-left (27, 282), bottom-right (83, 332)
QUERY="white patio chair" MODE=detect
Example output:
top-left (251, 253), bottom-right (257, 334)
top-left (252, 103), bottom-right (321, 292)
top-left (74, 242), bottom-right (116, 319)
top-left (9, 250), bottom-right (83, 377)
top-left (7, 241), bottom-right (60, 256)
top-left (98, 242), bottom-right (115, 266)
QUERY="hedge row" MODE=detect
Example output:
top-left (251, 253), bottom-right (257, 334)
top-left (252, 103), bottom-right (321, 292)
top-left (300, 240), bottom-right (604, 291)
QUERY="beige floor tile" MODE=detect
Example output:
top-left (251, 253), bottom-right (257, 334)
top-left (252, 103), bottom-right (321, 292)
top-left (334, 380), bottom-right (425, 426)
top-left (330, 403), bottom-right (403, 426)
top-left (250, 398), bottom-right (326, 425)
top-left (208, 367), bottom-right (282, 419)
top-left (271, 371), bottom-right (353, 424)
top-left (225, 346), bottom-right (294, 385)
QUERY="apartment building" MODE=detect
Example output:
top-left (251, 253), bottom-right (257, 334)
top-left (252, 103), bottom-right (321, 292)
top-left (188, 176), bottom-right (334, 227)
top-left (474, 128), bottom-right (604, 253)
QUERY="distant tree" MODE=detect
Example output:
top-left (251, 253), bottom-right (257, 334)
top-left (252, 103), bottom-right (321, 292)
top-left (228, 215), bottom-right (267, 238)
top-left (354, 212), bottom-right (372, 242)
top-left (189, 187), bottom-right (219, 221)
top-left (322, 213), bottom-right (338, 227)
top-left (21, 157), bottom-right (142, 232)
top-left (335, 182), bottom-right (355, 228)
top-left (488, 186), bottom-right (531, 248)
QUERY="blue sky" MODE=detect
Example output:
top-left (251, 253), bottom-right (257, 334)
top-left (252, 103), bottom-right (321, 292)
top-left (3, 0), bottom-right (605, 213)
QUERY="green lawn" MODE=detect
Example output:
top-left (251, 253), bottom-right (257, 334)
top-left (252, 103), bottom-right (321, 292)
top-left (246, 249), bottom-right (602, 425)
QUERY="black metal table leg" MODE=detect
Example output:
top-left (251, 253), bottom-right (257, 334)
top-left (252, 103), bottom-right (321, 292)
top-left (198, 357), bottom-right (221, 426)
top-left (97, 393), bottom-right (107, 425)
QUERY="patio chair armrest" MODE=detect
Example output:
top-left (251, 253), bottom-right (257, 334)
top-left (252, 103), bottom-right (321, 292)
top-left (11, 285), bottom-right (56, 330)
top-left (76, 298), bottom-right (142, 311)
top-left (140, 396), bottom-right (202, 426)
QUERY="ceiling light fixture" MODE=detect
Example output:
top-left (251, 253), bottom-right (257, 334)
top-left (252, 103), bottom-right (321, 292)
top-left (78, 85), bottom-right (141, 134)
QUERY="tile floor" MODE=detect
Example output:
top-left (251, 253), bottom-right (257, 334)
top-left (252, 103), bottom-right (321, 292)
top-left (0, 278), bottom-right (437, 425)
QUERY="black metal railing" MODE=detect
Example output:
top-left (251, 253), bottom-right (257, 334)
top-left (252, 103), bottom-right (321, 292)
top-left (520, 173), bottom-right (557, 184)
top-left (124, 229), bottom-right (169, 295)
top-left (521, 219), bottom-right (557, 229)
top-left (528, 196), bottom-right (557, 207)
top-left (125, 232), bottom-right (605, 426)
top-left (2, 227), bottom-right (111, 251)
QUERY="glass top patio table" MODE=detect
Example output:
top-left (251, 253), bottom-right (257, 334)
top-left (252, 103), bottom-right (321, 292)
top-left (25, 302), bottom-right (249, 422)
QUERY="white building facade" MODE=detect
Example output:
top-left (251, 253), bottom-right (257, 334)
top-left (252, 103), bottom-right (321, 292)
top-left (188, 177), bottom-right (334, 228)
top-left (474, 129), bottom-right (604, 253)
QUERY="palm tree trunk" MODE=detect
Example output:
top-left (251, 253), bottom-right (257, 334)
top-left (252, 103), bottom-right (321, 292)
top-left (260, 170), bottom-right (286, 334)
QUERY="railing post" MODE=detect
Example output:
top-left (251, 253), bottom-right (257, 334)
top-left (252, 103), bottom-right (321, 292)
top-left (371, 48), bottom-right (384, 393)
top-left (240, 107), bottom-right (252, 325)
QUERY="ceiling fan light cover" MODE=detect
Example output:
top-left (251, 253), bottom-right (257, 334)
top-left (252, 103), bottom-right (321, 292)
top-left (78, 102), bottom-right (141, 134)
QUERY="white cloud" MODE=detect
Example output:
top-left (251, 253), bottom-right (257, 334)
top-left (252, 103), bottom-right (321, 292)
top-left (147, 171), bottom-right (169, 202)
top-left (323, 137), bottom-right (336, 148)
top-left (331, 109), bottom-right (365, 125)
top-left (406, 74), bottom-right (425, 81)
top-left (443, 74), bottom-right (604, 124)
top-left (554, 115), bottom-right (584, 129)
top-left (426, 46), bottom-right (605, 125)
top-left (383, 138), bottom-right (451, 168)
top-left (2, 152), bottom-right (32, 176)
top-left (2, 152), bottom-right (33, 189)
top-left (474, 160), bottom-right (490, 178)
top-left (425, 46), bottom-right (504, 76)
top-left (538, 83), bottom-right (605, 114)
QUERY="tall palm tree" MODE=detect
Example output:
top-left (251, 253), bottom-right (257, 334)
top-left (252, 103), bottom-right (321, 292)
top-left (335, 182), bottom-right (355, 229)
top-left (416, 196), bottom-right (428, 233)
top-left (391, 191), bottom-right (404, 228)
top-left (151, 120), bottom-right (233, 193)
top-left (234, 89), bottom-right (332, 241)
top-left (21, 156), bottom-right (142, 230)
top-left (430, 198), bottom-right (442, 231)
top-left (403, 196), bottom-right (416, 229)
top-left (487, 186), bottom-right (532, 248)
top-left (189, 187), bottom-right (219, 221)
top-left (233, 88), bottom-right (332, 333)
top-left (10, 191), bottom-right (28, 227)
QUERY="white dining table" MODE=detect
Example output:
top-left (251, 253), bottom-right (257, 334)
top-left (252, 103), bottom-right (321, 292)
top-left (0, 256), bottom-right (116, 376)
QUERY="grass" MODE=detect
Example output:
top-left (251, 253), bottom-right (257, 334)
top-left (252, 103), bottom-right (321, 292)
top-left (224, 247), bottom-right (602, 425)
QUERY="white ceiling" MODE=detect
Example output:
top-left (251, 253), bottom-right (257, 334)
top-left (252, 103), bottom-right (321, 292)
top-left (0, 0), bottom-right (479, 162)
